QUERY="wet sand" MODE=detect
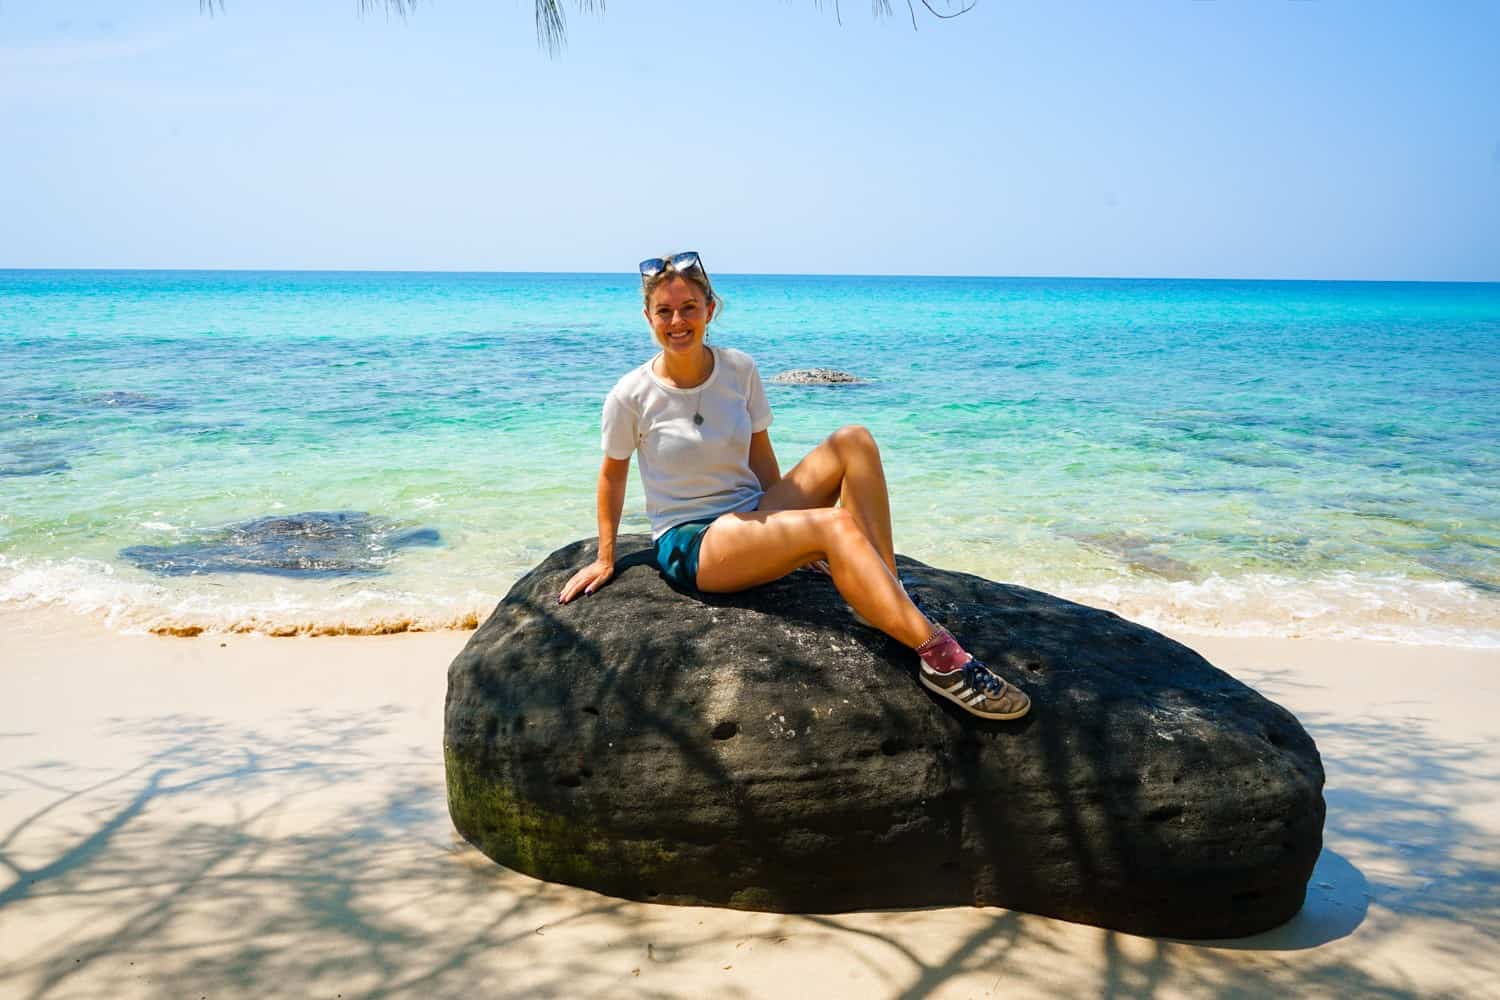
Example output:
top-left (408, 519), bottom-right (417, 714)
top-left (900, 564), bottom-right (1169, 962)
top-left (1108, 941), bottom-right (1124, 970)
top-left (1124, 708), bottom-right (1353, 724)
top-left (1, 609), bottom-right (1496, 998)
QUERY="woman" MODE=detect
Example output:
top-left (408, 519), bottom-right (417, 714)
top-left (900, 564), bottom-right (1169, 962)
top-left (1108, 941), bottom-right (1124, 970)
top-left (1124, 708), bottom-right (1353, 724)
top-left (558, 252), bottom-right (1029, 721)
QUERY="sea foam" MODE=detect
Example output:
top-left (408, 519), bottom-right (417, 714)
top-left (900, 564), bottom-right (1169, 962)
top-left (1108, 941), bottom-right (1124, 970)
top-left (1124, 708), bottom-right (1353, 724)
top-left (3, 553), bottom-right (1496, 647)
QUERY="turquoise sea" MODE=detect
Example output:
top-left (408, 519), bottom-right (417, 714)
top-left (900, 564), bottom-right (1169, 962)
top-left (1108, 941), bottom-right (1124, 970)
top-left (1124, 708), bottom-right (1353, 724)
top-left (2, 269), bottom-right (1497, 645)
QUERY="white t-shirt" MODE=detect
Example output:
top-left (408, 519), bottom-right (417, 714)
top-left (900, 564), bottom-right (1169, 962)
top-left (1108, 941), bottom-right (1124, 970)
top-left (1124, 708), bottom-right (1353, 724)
top-left (601, 346), bottom-right (774, 539)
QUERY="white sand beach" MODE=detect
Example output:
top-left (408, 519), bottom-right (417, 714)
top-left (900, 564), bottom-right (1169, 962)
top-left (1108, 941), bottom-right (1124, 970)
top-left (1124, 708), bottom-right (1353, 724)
top-left (2, 609), bottom-right (1497, 999)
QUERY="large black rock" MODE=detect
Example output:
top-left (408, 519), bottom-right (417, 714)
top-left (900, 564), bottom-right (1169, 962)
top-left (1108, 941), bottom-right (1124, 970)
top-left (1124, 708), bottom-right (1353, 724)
top-left (444, 536), bottom-right (1325, 938)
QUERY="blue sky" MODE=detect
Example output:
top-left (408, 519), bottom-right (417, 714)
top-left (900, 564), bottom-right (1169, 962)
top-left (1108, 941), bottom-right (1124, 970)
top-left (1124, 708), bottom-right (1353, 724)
top-left (2, 1), bottom-right (1497, 280)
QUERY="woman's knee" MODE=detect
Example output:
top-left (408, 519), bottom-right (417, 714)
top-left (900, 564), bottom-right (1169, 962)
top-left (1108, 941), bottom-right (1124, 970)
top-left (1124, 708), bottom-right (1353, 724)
top-left (830, 423), bottom-right (878, 457)
top-left (815, 506), bottom-right (864, 547)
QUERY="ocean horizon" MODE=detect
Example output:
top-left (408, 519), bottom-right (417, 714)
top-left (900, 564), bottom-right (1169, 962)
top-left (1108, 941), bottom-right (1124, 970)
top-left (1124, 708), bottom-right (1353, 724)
top-left (3, 268), bottom-right (1498, 646)
top-left (9, 266), bottom-right (1500, 283)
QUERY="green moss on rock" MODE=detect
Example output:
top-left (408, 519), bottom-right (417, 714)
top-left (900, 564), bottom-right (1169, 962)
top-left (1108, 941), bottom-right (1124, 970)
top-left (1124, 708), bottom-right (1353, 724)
top-left (444, 747), bottom-right (681, 892)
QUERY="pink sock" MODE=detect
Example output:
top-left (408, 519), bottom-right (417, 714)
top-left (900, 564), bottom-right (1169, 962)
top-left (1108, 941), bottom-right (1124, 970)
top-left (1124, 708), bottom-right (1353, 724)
top-left (915, 627), bottom-right (969, 674)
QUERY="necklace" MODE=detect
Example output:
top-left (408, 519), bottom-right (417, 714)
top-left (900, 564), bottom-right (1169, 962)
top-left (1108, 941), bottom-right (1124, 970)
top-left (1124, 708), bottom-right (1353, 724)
top-left (692, 347), bottom-right (714, 426)
top-left (658, 347), bottom-right (712, 427)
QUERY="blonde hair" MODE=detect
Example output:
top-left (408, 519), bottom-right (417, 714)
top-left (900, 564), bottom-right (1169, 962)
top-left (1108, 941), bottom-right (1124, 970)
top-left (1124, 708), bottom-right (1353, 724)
top-left (641, 254), bottom-right (725, 318)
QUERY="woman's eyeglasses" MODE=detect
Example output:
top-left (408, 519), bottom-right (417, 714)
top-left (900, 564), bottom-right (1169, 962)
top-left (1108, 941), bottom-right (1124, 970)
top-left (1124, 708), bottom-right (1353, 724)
top-left (639, 251), bottom-right (704, 279)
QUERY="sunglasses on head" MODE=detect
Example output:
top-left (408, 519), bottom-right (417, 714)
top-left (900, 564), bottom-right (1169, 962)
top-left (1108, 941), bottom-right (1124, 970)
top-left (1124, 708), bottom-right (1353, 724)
top-left (639, 251), bottom-right (705, 279)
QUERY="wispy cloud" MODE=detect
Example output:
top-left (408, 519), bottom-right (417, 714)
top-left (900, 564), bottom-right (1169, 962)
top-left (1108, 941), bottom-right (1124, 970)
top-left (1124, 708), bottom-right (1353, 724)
top-left (0, 27), bottom-right (275, 109)
top-left (0, 30), bottom-right (184, 70)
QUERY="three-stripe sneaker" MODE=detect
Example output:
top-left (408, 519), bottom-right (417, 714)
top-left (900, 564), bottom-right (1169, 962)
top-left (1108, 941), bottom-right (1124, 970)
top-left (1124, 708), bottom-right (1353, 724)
top-left (920, 656), bottom-right (1031, 720)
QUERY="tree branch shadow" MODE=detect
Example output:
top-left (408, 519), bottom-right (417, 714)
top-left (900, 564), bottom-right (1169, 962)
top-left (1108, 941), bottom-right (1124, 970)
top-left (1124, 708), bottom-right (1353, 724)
top-left (775, 695), bottom-right (1498, 998)
top-left (0, 708), bottom-right (760, 999)
top-left (1, 635), bottom-right (1493, 998)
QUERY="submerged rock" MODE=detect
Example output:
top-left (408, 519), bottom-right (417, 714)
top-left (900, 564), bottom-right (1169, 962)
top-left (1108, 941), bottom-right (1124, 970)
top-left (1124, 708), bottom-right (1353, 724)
top-left (444, 537), bottom-right (1325, 938)
top-left (86, 390), bottom-right (182, 411)
top-left (121, 510), bottom-right (441, 578)
top-left (0, 451), bottom-right (70, 477)
top-left (769, 368), bottom-right (862, 385)
top-left (1064, 530), bottom-right (1198, 580)
top-left (0, 438), bottom-right (81, 478)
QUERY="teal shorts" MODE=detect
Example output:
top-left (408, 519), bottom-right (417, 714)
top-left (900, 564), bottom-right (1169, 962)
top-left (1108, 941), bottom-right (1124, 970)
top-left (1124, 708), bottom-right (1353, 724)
top-left (654, 516), bottom-right (718, 591)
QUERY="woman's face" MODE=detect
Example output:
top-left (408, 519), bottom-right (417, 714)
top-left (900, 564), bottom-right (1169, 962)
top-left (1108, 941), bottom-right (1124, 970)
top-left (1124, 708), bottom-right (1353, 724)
top-left (645, 275), bottom-right (715, 359)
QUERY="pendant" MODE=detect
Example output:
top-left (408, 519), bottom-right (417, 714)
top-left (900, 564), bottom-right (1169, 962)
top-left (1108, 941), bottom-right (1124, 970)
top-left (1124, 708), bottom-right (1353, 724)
top-left (693, 413), bottom-right (704, 426)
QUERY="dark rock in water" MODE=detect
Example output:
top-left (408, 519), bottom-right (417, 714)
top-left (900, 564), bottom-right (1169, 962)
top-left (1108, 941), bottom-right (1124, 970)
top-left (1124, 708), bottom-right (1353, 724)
top-left (1064, 530), bottom-right (1198, 581)
top-left (121, 510), bottom-right (442, 578)
top-left (0, 454), bottom-right (70, 477)
top-left (1, 439), bottom-right (78, 478)
top-left (769, 368), bottom-right (862, 385)
top-left (391, 527), bottom-right (443, 547)
top-left (445, 537), bottom-right (1325, 938)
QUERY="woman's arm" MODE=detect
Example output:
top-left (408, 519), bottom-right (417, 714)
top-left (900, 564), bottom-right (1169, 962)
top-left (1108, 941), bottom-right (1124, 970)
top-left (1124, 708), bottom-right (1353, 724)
top-left (748, 430), bottom-right (781, 492)
top-left (558, 455), bottom-right (631, 603)
top-left (592, 454), bottom-right (631, 566)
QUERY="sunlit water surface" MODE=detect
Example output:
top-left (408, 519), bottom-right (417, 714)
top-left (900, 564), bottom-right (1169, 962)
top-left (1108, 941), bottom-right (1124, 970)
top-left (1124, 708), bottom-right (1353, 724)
top-left (3, 270), bottom-right (1497, 645)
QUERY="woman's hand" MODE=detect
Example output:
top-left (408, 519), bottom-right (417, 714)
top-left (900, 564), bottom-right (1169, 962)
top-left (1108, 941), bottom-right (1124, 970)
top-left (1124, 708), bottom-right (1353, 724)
top-left (559, 559), bottom-right (614, 604)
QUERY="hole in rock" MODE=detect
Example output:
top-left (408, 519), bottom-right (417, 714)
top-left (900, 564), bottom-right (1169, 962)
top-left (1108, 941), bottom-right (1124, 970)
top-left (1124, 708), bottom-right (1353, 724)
top-left (711, 721), bottom-right (740, 740)
top-left (582, 706), bottom-right (600, 716)
top-left (880, 738), bottom-right (907, 756)
top-left (580, 766), bottom-right (593, 779)
top-left (512, 715), bottom-right (527, 734)
top-left (1145, 804), bottom-right (1183, 823)
top-left (555, 773), bottom-right (583, 788)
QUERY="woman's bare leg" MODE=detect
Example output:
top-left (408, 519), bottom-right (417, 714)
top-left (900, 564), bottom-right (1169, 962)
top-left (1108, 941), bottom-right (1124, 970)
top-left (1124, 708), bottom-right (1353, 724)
top-left (758, 425), bottom-right (897, 576)
top-left (695, 506), bottom-right (932, 648)
top-left (699, 479), bottom-right (1033, 720)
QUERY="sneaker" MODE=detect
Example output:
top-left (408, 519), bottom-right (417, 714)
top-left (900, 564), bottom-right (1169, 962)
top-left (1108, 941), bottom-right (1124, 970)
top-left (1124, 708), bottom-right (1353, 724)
top-left (920, 657), bottom-right (1031, 720)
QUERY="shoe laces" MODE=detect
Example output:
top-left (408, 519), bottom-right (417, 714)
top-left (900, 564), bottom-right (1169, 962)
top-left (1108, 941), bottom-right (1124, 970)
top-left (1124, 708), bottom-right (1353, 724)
top-left (962, 658), bottom-right (1005, 696)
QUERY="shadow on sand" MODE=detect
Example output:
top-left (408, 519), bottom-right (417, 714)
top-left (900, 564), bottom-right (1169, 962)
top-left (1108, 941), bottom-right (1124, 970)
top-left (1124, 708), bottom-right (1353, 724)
top-left (0, 662), bottom-right (1495, 997)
